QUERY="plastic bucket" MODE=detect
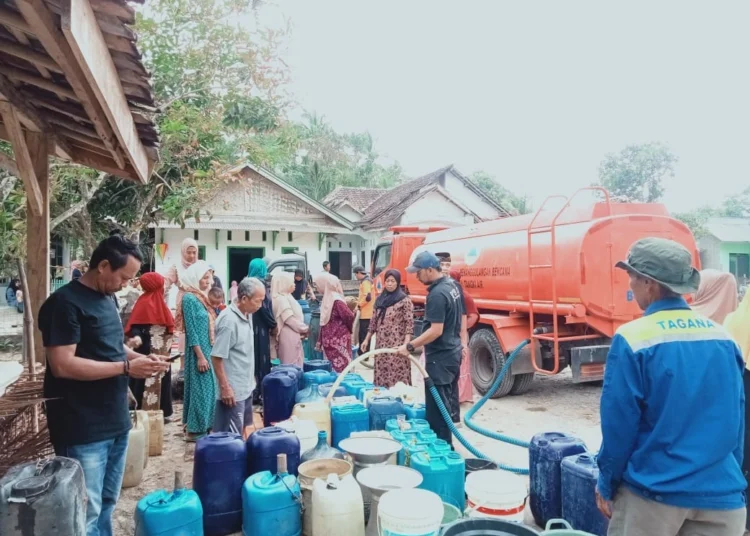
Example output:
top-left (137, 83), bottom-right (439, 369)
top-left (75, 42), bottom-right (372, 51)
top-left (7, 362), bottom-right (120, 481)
top-left (298, 458), bottom-right (353, 536)
top-left (440, 518), bottom-right (540, 535)
top-left (378, 488), bottom-right (443, 535)
top-left (464, 458), bottom-right (499, 480)
top-left (441, 502), bottom-right (462, 528)
top-left (465, 470), bottom-right (528, 523)
top-left (542, 519), bottom-right (596, 535)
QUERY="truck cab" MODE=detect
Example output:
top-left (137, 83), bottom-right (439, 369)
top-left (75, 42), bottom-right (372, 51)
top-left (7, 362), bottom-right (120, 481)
top-left (371, 226), bottom-right (447, 295)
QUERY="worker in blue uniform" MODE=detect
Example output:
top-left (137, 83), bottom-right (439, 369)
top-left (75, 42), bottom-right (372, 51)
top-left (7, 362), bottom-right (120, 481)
top-left (596, 237), bottom-right (746, 536)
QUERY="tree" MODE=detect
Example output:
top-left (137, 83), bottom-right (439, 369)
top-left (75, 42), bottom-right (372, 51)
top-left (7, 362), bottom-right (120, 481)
top-left (469, 171), bottom-right (532, 215)
top-left (597, 142), bottom-right (678, 202)
top-left (279, 113), bottom-right (402, 200)
top-left (673, 206), bottom-right (716, 238)
top-left (719, 186), bottom-right (750, 218)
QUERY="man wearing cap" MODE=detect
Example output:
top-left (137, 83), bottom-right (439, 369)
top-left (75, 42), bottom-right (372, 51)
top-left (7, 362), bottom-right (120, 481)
top-left (354, 265), bottom-right (374, 356)
top-left (596, 237), bottom-right (746, 536)
top-left (397, 251), bottom-right (463, 445)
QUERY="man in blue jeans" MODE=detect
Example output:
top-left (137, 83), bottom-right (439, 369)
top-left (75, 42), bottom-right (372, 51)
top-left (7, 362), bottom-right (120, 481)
top-left (40, 235), bottom-right (169, 536)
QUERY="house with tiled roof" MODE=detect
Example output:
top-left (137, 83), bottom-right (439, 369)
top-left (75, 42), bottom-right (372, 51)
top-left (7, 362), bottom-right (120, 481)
top-left (150, 163), bottom-right (508, 287)
top-left (321, 165), bottom-right (510, 276)
top-left (152, 164), bottom-right (356, 287)
top-left (698, 217), bottom-right (750, 280)
top-left (322, 186), bottom-right (385, 221)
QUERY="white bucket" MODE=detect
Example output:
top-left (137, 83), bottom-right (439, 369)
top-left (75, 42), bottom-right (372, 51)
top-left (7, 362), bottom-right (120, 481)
top-left (378, 488), bottom-right (442, 536)
top-left (465, 470), bottom-right (528, 523)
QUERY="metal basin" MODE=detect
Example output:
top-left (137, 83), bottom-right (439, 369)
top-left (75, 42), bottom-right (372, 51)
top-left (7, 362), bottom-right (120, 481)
top-left (338, 437), bottom-right (402, 465)
top-left (356, 465), bottom-right (423, 498)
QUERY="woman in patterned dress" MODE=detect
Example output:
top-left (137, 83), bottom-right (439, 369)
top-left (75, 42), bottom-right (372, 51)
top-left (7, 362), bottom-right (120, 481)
top-left (179, 260), bottom-right (217, 441)
top-left (314, 272), bottom-right (354, 373)
top-left (272, 271), bottom-right (308, 367)
top-left (125, 272), bottom-right (175, 420)
top-left (361, 269), bottom-right (414, 387)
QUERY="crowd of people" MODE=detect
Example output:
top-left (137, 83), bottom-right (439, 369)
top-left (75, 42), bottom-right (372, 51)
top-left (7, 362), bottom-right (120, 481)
top-left (22, 228), bottom-right (750, 536)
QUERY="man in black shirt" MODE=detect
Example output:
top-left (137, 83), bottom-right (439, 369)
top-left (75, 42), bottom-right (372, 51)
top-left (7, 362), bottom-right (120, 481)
top-left (398, 251), bottom-right (463, 445)
top-left (40, 235), bottom-right (169, 536)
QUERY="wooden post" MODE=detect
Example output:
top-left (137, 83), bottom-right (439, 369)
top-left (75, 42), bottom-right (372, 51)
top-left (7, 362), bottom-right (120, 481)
top-left (16, 258), bottom-right (39, 433)
top-left (25, 131), bottom-right (49, 366)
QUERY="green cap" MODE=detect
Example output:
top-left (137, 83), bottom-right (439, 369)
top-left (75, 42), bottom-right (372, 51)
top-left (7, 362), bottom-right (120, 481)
top-left (615, 237), bottom-right (700, 294)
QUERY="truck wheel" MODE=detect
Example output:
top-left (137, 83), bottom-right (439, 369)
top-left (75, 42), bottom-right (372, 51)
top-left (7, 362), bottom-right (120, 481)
top-left (470, 329), bottom-right (514, 399)
top-left (509, 373), bottom-right (534, 395)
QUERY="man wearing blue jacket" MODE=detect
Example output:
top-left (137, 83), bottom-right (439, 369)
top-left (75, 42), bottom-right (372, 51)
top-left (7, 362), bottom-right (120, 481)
top-left (597, 237), bottom-right (746, 536)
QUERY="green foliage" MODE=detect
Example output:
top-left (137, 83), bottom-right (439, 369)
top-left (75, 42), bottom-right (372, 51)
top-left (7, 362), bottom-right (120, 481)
top-left (597, 142), bottom-right (678, 202)
top-left (672, 206), bottom-right (716, 238)
top-left (278, 113), bottom-right (403, 200)
top-left (672, 186), bottom-right (750, 238)
top-left (0, 173), bottom-right (26, 271)
top-left (719, 186), bottom-right (750, 218)
top-left (469, 171), bottom-right (532, 216)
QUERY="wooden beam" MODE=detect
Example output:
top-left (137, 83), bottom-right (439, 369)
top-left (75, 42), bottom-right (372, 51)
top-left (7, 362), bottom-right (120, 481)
top-left (4, 25), bottom-right (54, 80)
top-left (0, 73), bottom-right (74, 157)
top-left (0, 101), bottom-right (43, 215)
top-left (55, 123), bottom-right (108, 149)
top-left (0, 6), bottom-right (32, 35)
top-left (61, 0), bottom-right (149, 183)
top-left (0, 36), bottom-right (62, 74)
top-left (69, 145), bottom-right (138, 181)
top-left (25, 130), bottom-right (50, 366)
top-left (2, 65), bottom-right (78, 100)
top-left (89, 0), bottom-right (136, 24)
top-left (45, 0), bottom-right (136, 31)
top-left (0, 150), bottom-right (19, 175)
top-left (16, 0), bottom-right (126, 170)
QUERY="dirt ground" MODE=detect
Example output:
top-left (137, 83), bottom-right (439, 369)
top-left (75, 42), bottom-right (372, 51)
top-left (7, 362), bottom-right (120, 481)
top-left (113, 364), bottom-right (603, 535)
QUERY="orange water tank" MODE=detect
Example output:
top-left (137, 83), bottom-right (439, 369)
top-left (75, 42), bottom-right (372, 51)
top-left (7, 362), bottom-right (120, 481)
top-left (406, 201), bottom-right (699, 338)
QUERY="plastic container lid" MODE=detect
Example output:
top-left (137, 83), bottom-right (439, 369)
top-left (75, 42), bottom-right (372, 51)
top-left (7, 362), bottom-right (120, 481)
top-left (465, 470), bottom-right (527, 505)
top-left (378, 488), bottom-right (443, 521)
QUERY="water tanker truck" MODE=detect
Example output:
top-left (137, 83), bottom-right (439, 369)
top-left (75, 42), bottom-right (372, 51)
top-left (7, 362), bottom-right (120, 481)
top-left (370, 188), bottom-right (700, 397)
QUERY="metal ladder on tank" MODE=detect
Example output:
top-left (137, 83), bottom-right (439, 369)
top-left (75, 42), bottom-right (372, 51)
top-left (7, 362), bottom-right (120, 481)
top-left (525, 187), bottom-right (612, 374)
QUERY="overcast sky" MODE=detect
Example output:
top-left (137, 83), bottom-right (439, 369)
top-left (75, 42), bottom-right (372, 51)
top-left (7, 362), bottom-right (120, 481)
top-left (258, 1), bottom-right (750, 212)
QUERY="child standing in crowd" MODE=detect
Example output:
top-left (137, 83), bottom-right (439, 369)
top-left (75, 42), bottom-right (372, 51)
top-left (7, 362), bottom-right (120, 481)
top-left (209, 287), bottom-right (226, 315)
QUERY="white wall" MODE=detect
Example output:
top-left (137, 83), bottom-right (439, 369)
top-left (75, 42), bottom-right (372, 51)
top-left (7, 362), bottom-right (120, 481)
top-left (336, 205), bottom-right (362, 223)
top-left (154, 228), bottom-right (327, 289)
top-left (443, 171), bottom-right (501, 220)
top-left (399, 190), bottom-right (474, 227)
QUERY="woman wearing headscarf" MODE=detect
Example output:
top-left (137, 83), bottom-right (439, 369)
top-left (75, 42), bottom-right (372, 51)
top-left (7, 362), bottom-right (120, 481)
top-left (450, 269), bottom-right (479, 403)
top-left (692, 269), bottom-right (738, 324)
top-left (360, 269), bottom-right (414, 387)
top-left (125, 272), bottom-right (175, 420)
top-left (229, 281), bottom-right (239, 303)
top-left (315, 272), bottom-right (354, 373)
top-left (272, 271), bottom-right (308, 367)
top-left (248, 258), bottom-right (277, 405)
top-left (167, 238), bottom-right (199, 370)
top-left (178, 260), bottom-right (217, 441)
top-left (725, 288), bottom-right (750, 529)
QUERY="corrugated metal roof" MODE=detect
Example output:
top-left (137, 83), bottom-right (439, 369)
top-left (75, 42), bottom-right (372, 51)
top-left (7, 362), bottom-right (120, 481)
top-left (706, 217), bottom-right (750, 243)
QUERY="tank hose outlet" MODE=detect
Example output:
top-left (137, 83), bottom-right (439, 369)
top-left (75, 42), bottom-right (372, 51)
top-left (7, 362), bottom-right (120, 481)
top-left (425, 339), bottom-right (531, 475)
